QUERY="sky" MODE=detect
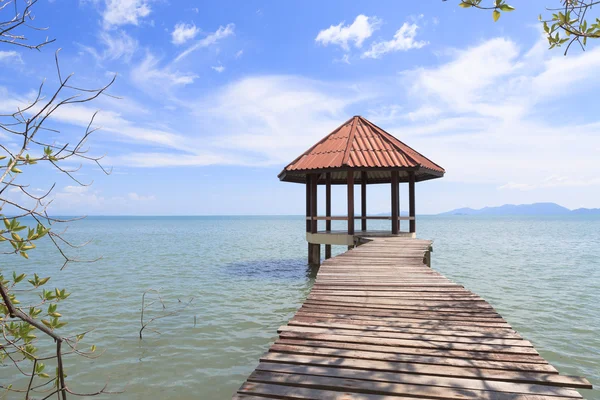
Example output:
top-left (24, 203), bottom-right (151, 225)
top-left (1, 0), bottom-right (599, 215)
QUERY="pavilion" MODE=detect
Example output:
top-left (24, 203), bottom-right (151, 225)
top-left (278, 115), bottom-right (444, 266)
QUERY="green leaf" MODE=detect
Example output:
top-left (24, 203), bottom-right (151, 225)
top-left (459, 2), bottom-right (472, 8)
top-left (91, 345), bottom-right (96, 352)
top-left (13, 272), bottom-right (26, 283)
top-left (499, 4), bottom-right (514, 11)
top-left (493, 10), bottom-right (501, 22)
top-left (39, 373), bottom-right (50, 379)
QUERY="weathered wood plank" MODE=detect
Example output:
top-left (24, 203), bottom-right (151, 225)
top-left (259, 353), bottom-right (590, 388)
top-left (277, 325), bottom-right (533, 347)
top-left (248, 371), bottom-right (583, 399)
top-left (268, 344), bottom-right (557, 373)
top-left (275, 339), bottom-right (549, 364)
top-left (255, 362), bottom-right (575, 396)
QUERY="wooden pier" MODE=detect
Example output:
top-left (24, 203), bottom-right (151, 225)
top-left (234, 237), bottom-right (592, 399)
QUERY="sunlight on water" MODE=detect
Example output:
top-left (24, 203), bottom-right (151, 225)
top-left (2, 215), bottom-right (599, 399)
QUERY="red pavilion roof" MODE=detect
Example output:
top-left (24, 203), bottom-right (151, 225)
top-left (278, 116), bottom-right (444, 184)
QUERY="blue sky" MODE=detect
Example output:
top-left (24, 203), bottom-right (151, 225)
top-left (1, 0), bottom-right (599, 215)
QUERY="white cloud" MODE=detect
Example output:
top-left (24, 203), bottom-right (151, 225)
top-left (406, 38), bottom-right (521, 113)
top-left (384, 36), bottom-right (600, 191)
top-left (211, 65), bottom-right (225, 73)
top-left (171, 22), bottom-right (200, 45)
top-left (51, 186), bottom-right (156, 214)
top-left (174, 24), bottom-right (235, 62)
top-left (316, 15), bottom-right (382, 51)
top-left (362, 22), bottom-right (427, 59)
top-left (80, 30), bottom-right (138, 62)
top-left (127, 192), bottom-right (155, 201)
top-left (0, 50), bottom-right (22, 64)
top-left (132, 52), bottom-right (198, 89)
top-left (235, 50), bottom-right (244, 58)
top-left (102, 0), bottom-right (151, 29)
top-left (180, 75), bottom-right (373, 166)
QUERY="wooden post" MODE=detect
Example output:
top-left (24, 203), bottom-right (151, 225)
top-left (305, 175), bottom-right (311, 233)
top-left (310, 173), bottom-right (318, 234)
top-left (391, 170), bottom-right (399, 235)
top-left (361, 171), bottom-right (367, 232)
top-left (347, 170), bottom-right (354, 236)
top-left (325, 173), bottom-right (332, 259)
top-left (309, 243), bottom-right (321, 267)
top-left (409, 170), bottom-right (416, 234)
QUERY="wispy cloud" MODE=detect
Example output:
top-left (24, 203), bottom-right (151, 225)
top-left (102, 0), bottom-right (152, 29)
top-left (362, 22), bottom-right (427, 59)
top-left (0, 50), bottom-right (23, 64)
top-left (315, 15), bottom-right (382, 51)
top-left (171, 22), bottom-right (200, 45)
top-left (174, 24), bottom-right (235, 63)
top-left (211, 65), bottom-right (225, 73)
top-left (79, 30), bottom-right (138, 62)
top-left (131, 52), bottom-right (198, 89)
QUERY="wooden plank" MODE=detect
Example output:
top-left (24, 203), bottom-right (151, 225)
top-left (268, 344), bottom-right (557, 373)
top-left (238, 381), bottom-right (427, 400)
top-left (288, 318), bottom-right (520, 338)
top-left (275, 339), bottom-right (549, 364)
top-left (258, 353), bottom-right (591, 388)
top-left (301, 301), bottom-right (500, 315)
top-left (254, 364), bottom-right (582, 398)
top-left (301, 303), bottom-right (503, 317)
top-left (295, 312), bottom-right (512, 329)
top-left (277, 325), bottom-right (533, 347)
top-left (276, 332), bottom-right (541, 355)
top-left (248, 371), bottom-right (583, 400)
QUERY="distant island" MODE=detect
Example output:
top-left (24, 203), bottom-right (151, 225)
top-left (438, 202), bottom-right (600, 216)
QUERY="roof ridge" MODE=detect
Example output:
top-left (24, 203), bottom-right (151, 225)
top-left (341, 116), bottom-right (358, 166)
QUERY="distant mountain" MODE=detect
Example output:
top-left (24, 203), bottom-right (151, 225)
top-left (438, 202), bottom-right (600, 216)
top-left (571, 207), bottom-right (600, 215)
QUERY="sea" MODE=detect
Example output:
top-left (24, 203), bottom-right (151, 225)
top-left (2, 215), bottom-right (599, 399)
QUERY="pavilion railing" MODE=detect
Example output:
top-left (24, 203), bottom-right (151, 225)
top-left (305, 216), bottom-right (415, 221)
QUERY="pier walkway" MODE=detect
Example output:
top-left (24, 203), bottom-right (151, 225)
top-left (234, 237), bottom-right (592, 399)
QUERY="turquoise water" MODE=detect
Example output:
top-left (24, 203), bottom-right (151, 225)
top-left (2, 216), bottom-right (599, 399)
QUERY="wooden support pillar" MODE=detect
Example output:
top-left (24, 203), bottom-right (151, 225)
top-left (361, 171), bottom-right (367, 232)
top-left (391, 170), bottom-right (399, 235)
top-left (305, 175), bottom-right (311, 233)
top-left (325, 173), bottom-right (332, 259)
top-left (308, 243), bottom-right (320, 267)
top-left (310, 173), bottom-right (318, 234)
top-left (409, 170), bottom-right (416, 234)
top-left (347, 171), bottom-right (354, 236)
